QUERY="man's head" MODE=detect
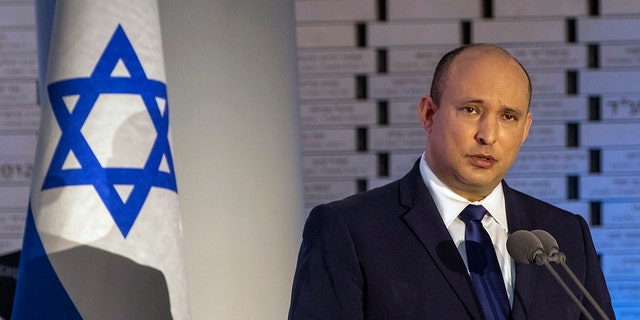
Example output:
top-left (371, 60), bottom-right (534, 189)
top-left (430, 44), bottom-right (532, 107)
top-left (419, 44), bottom-right (533, 201)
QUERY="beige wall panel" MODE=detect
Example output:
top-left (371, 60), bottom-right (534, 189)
top-left (296, 25), bottom-right (356, 48)
top-left (580, 71), bottom-right (640, 93)
top-left (473, 19), bottom-right (565, 43)
top-left (388, 0), bottom-right (480, 20)
top-left (580, 123), bottom-right (640, 147)
top-left (578, 18), bottom-right (640, 42)
top-left (601, 0), bottom-right (640, 15)
top-left (494, 0), bottom-right (587, 17)
top-left (295, 0), bottom-right (377, 22)
top-left (368, 22), bottom-right (460, 46)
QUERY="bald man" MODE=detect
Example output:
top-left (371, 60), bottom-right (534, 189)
top-left (289, 44), bottom-right (615, 320)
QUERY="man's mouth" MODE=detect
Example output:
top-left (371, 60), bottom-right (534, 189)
top-left (469, 154), bottom-right (496, 168)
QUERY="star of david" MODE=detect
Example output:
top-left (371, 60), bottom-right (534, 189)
top-left (42, 25), bottom-right (177, 237)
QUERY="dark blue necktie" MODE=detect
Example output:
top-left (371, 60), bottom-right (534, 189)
top-left (460, 205), bottom-right (510, 320)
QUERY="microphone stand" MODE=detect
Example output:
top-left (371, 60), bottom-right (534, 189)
top-left (536, 256), bottom-right (596, 320)
top-left (555, 255), bottom-right (611, 320)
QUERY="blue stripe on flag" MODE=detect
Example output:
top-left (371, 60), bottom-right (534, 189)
top-left (11, 204), bottom-right (82, 320)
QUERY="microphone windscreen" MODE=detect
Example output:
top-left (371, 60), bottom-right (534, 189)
top-left (531, 229), bottom-right (559, 253)
top-left (507, 230), bottom-right (544, 264)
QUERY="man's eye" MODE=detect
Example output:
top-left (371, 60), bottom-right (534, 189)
top-left (504, 114), bottom-right (518, 121)
top-left (464, 107), bottom-right (476, 113)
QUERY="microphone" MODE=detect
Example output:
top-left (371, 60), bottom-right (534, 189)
top-left (505, 230), bottom-right (547, 265)
top-left (530, 229), bottom-right (566, 263)
top-left (531, 230), bottom-right (610, 320)
top-left (507, 230), bottom-right (596, 320)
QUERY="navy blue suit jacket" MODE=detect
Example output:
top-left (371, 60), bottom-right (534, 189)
top-left (289, 161), bottom-right (615, 319)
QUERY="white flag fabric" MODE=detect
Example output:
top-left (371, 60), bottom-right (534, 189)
top-left (12, 1), bottom-right (189, 319)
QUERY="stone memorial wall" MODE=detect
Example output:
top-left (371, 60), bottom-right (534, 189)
top-left (294, 1), bottom-right (640, 317)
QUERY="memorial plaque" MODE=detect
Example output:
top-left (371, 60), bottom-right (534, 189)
top-left (494, 0), bottom-right (586, 17)
top-left (590, 228), bottom-right (640, 254)
top-left (0, 186), bottom-right (29, 209)
top-left (529, 97), bottom-right (587, 121)
top-left (0, 54), bottom-right (37, 79)
top-left (602, 202), bottom-right (640, 226)
top-left (388, 0), bottom-right (480, 20)
top-left (505, 177), bottom-right (566, 199)
top-left (388, 47), bottom-right (456, 72)
top-left (302, 154), bottom-right (376, 178)
top-left (0, 133), bottom-right (37, 157)
top-left (300, 102), bottom-right (376, 126)
top-left (578, 18), bottom-right (640, 42)
top-left (529, 72), bottom-right (565, 95)
top-left (614, 307), bottom-right (640, 320)
top-left (547, 201), bottom-right (590, 223)
top-left (369, 74), bottom-right (431, 99)
top-left (389, 153), bottom-right (421, 177)
top-left (296, 25), bottom-right (356, 48)
top-left (600, 45), bottom-right (640, 68)
top-left (601, 96), bottom-right (640, 120)
top-left (602, 149), bottom-right (640, 172)
top-left (0, 211), bottom-right (26, 236)
top-left (298, 49), bottom-right (376, 74)
top-left (521, 124), bottom-right (566, 147)
top-left (368, 22), bottom-right (460, 47)
top-left (0, 30), bottom-right (37, 53)
top-left (304, 180), bottom-right (358, 208)
top-left (581, 175), bottom-right (640, 200)
top-left (301, 129), bottom-right (356, 152)
top-left (0, 106), bottom-right (40, 130)
top-left (295, 0), bottom-right (376, 22)
top-left (510, 149), bottom-right (588, 174)
top-left (0, 81), bottom-right (37, 105)
top-left (602, 255), bottom-right (640, 280)
top-left (0, 155), bottom-right (33, 184)
top-left (298, 76), bottom-right (355, 100)
top-left (580, 71), bottom-right (640, 94)
top-left (606, 281), bottom-right (640, 307)
top-left (0, 3), bottom-right (35, 27)
top-left (369, 127), bottom-right (425, 151)
top-left (581, 123), bottom-right (640, 147)
top-left (474, 19), bottom-right (565, 43)
top-left (388, 100), bottom-right (419, 124)
top-left (506, 45), bottom-right (586, 70)
top-left (601, 0), bottom-right (640, 15)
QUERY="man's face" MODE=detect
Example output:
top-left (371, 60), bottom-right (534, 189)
top-left (419, 49), bottom-right (532, 201)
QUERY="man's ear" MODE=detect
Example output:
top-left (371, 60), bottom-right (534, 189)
top-left (521, 111), bottom-right (532, 144)
top-left (418, 96), bottom-right (437, 132)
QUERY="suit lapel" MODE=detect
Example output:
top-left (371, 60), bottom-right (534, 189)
top-left (504, 183), bottom-right (539, 317)
top-left (398, 161), bottom-right (484, 319)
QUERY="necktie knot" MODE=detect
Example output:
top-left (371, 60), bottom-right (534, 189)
top-left (459, 204), bottom-right (487, 223)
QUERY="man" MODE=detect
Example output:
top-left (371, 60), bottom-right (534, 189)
top-left (289, 44), bottom-right (615, 319)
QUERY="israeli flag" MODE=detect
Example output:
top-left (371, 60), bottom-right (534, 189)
top-left (12, 1), bottom-right (189, 319)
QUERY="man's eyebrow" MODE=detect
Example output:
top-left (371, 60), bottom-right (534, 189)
top-left (502, 106), bottom-right (525, 117)
top-left (461, 99), bottom-right (526, 115)
top-left (461, 99), bottom-right (484, 104)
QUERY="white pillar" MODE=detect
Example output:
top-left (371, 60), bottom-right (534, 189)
top-left (158, 1), bottom-right (303, 319)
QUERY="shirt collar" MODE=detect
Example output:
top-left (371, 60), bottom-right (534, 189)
top-left (419, 153), bottom-right (508, 231)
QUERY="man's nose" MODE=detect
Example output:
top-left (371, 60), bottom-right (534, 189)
top-left (475, 115), bottom-right (498, 145)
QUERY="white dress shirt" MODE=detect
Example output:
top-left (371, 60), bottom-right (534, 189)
top-left (419, 153), bottom-right (515, 304)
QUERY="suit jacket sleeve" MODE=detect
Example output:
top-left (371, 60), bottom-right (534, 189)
top-left (288, 204), bottom-right (364, 320)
